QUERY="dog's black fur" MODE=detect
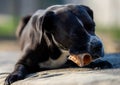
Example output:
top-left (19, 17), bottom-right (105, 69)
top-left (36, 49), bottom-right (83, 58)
top-left (5, 4), bottom-right (112, 85)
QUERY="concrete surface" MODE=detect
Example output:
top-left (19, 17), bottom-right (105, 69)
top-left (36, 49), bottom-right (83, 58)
top-left (0, 52), bottom-right (120, 85)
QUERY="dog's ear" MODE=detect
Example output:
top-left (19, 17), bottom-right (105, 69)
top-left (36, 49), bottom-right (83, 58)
top-left (81, 5), bottom-right (94, 20)
top-left (28, 11), bottom-right (56, 46)
top-left (20, 11), bottom-right (56, 48)
top-left (42, 11), bottom-right (56, 33)
top-left (71, 5), bottom-right (95, 34)
top-left (16, 15), bottom-right (31, 38)
top-left (81, 5), bottom-right (95, 34)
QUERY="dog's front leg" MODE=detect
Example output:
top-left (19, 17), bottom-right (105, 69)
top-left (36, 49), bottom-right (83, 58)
top-left (84, 59), bottom-right (112, 69)
top-left (4, 49), bottom-right (40, 85)
top-left (4, 64), bottom-right (28, 85)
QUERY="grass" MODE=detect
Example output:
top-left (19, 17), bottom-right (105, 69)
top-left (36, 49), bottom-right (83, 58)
top-left (0, 24), bottom-right (15, 37)
top-left (96, 26), bottom-right (120, 41)
top-left (0, 16), bottom-right (18, 37)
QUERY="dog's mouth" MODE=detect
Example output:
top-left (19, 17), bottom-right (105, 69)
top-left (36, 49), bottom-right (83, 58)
top-left (68, 53), bottom-right (93, 67)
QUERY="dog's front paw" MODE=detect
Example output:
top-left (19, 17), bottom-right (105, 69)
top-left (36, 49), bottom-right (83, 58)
top-left (84, 60), bottom-right (113, 69)
top-left (4, 72), bottom-right (24, 85)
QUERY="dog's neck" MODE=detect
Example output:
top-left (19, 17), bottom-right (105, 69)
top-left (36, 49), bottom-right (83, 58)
top-left (51, 34), bottom-right (68, 50)
top-left (43, 33), bottom-right (69, 60)
top-left (37, 33), bottom-right (69, 69)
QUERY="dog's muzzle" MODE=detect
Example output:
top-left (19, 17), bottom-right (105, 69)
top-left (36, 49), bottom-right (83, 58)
top-left (88, 35), bottom-right (104, 59)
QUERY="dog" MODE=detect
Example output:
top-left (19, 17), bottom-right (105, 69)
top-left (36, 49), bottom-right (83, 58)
top-left (4, 4), bottom-right (112, 85)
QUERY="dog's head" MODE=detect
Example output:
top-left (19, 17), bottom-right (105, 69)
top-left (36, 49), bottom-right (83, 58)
top-left (42, 5), bottom-right (104, 59)
top-left (17, 5), bottom-right (104, 60)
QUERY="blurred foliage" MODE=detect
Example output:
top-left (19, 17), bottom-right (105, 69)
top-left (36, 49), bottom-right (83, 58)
top-left (0, 16), bottom-right (120, 43)
top-left (0, 16), bottom-right (19, 37)
top-left (96, 26), bottom-right (120, 42)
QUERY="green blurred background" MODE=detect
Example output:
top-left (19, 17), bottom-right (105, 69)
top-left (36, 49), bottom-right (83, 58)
top-left (0, 0), bottom-right (120, 53)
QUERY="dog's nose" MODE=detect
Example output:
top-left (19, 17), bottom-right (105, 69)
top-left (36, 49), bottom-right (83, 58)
top-left (92, 41), bottom-right (103, 52)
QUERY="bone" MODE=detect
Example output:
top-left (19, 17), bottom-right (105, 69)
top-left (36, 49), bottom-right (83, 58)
top-left (68, 53), bottom-right (92, 67)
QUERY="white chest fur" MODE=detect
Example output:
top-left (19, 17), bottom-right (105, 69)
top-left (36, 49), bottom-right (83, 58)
top-left (39, 50), bottom-right (69, 68)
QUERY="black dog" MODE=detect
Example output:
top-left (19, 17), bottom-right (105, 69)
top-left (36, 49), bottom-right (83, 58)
top-left (5, 4), bottom-right (112, 85)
